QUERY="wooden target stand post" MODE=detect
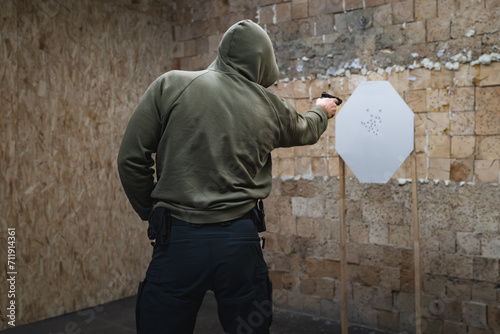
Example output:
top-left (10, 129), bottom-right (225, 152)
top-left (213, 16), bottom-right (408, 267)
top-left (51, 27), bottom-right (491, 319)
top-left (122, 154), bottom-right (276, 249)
top-left (334, 81), bottom-right (421, 334)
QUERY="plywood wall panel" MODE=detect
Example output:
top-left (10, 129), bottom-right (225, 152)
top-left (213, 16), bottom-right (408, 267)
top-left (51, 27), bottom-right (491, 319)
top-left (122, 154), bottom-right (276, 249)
top-left (1, 0), bottom-right (172, 328)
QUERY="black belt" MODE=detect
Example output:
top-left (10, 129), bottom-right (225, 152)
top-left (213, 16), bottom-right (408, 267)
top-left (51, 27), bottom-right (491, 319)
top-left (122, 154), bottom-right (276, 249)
top-left (170, 210), bottom-right (254, 227)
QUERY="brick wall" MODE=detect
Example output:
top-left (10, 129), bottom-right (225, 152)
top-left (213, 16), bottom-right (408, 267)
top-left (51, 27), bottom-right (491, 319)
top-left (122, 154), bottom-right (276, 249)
top-left (263, 177), bottom-right (500, 333)
top-left (168, 0), bottom-right (500, 333)
top-left (166, 0), bottom-right (500, 333)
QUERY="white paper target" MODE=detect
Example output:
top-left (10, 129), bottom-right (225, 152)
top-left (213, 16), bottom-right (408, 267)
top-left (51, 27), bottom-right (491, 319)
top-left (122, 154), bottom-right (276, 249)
top-left (335, 81), bottom-right (414, 183)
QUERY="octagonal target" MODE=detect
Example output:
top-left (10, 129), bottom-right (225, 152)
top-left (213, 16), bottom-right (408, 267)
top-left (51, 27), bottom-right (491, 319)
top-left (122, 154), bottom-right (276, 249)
top-left (335, 81), bottom-right (414, 183)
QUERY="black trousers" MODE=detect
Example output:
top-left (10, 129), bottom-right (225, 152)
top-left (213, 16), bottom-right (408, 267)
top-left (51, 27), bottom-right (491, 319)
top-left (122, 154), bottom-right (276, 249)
top-left (136, 215), bottom-right (272, 334)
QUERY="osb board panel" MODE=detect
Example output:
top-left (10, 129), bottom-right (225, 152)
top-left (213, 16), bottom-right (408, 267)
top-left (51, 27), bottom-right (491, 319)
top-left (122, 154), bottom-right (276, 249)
top-left (1, 0), bottom-right (173, 329)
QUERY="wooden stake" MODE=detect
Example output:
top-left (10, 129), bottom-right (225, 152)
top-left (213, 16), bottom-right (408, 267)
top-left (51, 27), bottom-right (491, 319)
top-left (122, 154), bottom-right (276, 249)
top-left (411, 151), bottom-right (422, 334)
top-left (339, 156), bottom-right (348, 334)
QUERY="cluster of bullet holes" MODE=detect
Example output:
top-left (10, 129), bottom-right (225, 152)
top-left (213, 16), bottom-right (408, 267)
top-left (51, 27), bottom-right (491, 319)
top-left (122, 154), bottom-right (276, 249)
top-left (360, 109), bottom-right (382, 136)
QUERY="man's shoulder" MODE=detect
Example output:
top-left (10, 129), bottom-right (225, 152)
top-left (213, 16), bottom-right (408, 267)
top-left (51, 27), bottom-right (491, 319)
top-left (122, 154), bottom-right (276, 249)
top-left (159, 69), bottom-right (209, 81)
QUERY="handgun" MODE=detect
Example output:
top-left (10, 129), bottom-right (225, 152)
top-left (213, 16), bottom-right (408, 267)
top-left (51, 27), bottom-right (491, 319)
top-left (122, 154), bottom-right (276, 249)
top-left (321, 92), bottom-right (343, 106)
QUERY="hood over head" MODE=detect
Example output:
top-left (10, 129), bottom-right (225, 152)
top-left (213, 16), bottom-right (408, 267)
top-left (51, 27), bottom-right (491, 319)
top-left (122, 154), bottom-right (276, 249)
top-left (210, 20), bottom-right (279, 88)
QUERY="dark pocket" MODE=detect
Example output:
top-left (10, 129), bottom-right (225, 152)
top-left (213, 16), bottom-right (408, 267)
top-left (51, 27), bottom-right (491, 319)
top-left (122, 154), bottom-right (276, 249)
top-left (231, 236), bottom-right (261, 245)
top-left (266, 276), bottom-right (273, 327)
top-left (135, 280), bottom-right (147, 333)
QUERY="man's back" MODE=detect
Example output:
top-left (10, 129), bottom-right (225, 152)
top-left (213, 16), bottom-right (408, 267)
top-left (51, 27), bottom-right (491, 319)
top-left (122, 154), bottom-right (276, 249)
top-left (118, 20), bottom-right (329, 223)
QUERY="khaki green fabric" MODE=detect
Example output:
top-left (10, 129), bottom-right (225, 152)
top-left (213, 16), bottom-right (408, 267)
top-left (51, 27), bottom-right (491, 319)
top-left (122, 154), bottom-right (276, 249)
top-left (118, 20), bottom-right (328, 223)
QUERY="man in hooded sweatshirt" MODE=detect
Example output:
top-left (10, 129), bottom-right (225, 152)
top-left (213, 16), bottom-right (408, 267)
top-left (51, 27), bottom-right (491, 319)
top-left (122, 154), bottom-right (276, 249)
top-left (118, 20), bottom-right (338, 334)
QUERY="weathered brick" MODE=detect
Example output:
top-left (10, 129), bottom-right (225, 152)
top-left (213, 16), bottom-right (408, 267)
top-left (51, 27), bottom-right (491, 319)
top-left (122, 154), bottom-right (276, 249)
top-left (474, 257), bottom-right (500, 283)
top-left (472, 281), bottom-right (498, 303)
top-left (287, 291), bottom-right (305, 310)
top-left (406, 20), bottom-right (426, 44)
top-left (447, 253), bottom-right (474, 279)
top-left (275, 2), bottom-right (291, 23)
top-left (299, 277), bottom-right (317, 295)
top-left (437, 0), bottom-right (456, 18)
top-left (486, 0), bottom-right (500, 7)
top-left (281, 179), bottom-right (315, 197)
top-left (451, 136), bottom-right (475, 159)
top-left (294, 156), bottom-right (312, 176)
top-left (467, 326), bottom-right (494, 334)
top-left (388, 225), bottom-right (411, 248)
top-left (377, 309), bottom-right (400, 332)
top-left (437, 229), bottom-right (456, 253)
top-left (369, 221), bottom-right (389, 245)
top-left (462, 301), bottom-right (488, 328)
top-left (292, 79), bottom-right (310, 98)
top-left (381, 267), bottom-right (401, 291)
top-left (454, 64), bottom-right (479, 87)
top-left (373, 4), bottom-right (392, 27)
top-left (443, 320), bottom-right (467, 334)
top-left (345, 0), bottom-right (364, 11)
top-left (481, 234), bottom-right (500, 261)
top-left (273, 288), bottom-right (288, 306)
top-left (422, 251), bottom-right (444, 275)
top-left (352, 284), bottom-right (377, 323)
top-left (450, 87), bottom-right (475, 112)
top-left (427, 112), bottom-right (450, 135)
top-left (392, 0), bottom-right (414, 24)
top-left (282, 272), bottom-right (301, 291)
top-left (315, 277), bottom-right (335, 299)
top-left (422, 293), bottom-right (447, 319)
top-left (274, 157), bottom-right (295, 177)
top-left (422, 316), bottom-right (444, 334)
top-left (475, 87), bottom-right (500, 135)
top-left (259, 5), bottom-right (274, 25)
top-left (387, 71), bottom-right (409, 95)
top-left (427, 88), bottom-right (450, 112)
top-left (456, 232), bottom-right (481, 255)
top-left (360, 265), bottom-right (381, 286)
top-left (476, 201), bottom-right (500, 231)
top-left (476, 136), bottom-right (500, 160)
top-left (371, 286), bottom-right (394, 311)
top-left (377, 25), bottom-right (405, 49)
top-left (303, 295), bottom-right (321, 314)
top-left (400, 269), bottom-right (415, 293)
top-left (450, 159), bottom-right (474, 182)
top-left (415, 0), bottom-right (437, 20)
top-left (488, 305), bottom-right (500, 331)
top-left (279, 214), bottom-right (298, 235)
top-left (404, 89), bottom-right (426, 112)
top-left (174, 23), bottom-right (193, 42)
top-left (451, 7), bottom-right (500, 39)
top-left (311, 157), bottom-right (327, 176)
top-left (309, 0), bottom-right (342, 16)
top-left (347, 220), bottom-right (368, 243)
top-left (422, 274), bottom-right (446, 297)
top-left (427, 135), bottom-right (451, 157)
top-left (183, 39), bottom-right (197, 57)
top-left (409, 68), bottom-right (432, 90)
top-left (430, 69), bottom-right (454, 89)
top-left (451, 111), bottom-right (475, 135)
top-left (291, 0), bottom-right (308, 20)
top-left (426, 17), bottom-right (451, 42)
top-left (367, 69), bottom-right (388, 81)
top-left (355, 32), bottom-right (376, 56)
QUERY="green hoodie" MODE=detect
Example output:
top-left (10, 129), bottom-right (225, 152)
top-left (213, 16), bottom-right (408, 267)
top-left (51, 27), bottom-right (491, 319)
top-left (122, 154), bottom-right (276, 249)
top-left (117, 20), bottom-right (328, 223)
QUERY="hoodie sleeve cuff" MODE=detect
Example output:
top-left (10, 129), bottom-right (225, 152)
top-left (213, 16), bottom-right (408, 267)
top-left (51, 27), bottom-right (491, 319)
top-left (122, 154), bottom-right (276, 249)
top-left (309, 105), bottom-right (328, 123)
